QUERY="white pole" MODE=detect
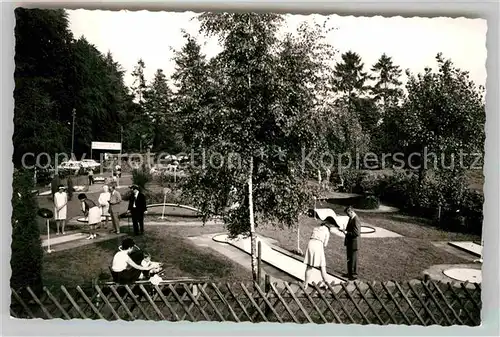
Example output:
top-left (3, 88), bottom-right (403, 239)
top-left (297, 224), bottom-right (301, 253)
top-left (480, 237), bottom-right (484, 262)
top-left (160, 192), bottom-right (167, 219)
top-left (46, 219), bottom-right (53, 253)
top-left (71, 109), bottom-right (76, 156)
top-left (314, 197), bottom-right (317, 219)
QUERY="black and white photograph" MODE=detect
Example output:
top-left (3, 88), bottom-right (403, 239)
top-left (9, 8), bottom-right (486, 325)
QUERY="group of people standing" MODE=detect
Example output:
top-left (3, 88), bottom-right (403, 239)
top-left (52, 180), bottom-right (147, 238)
top-left (303, 206), bottom-right (361, 289)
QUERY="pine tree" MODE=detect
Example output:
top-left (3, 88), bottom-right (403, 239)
top-left (370, 53), bottom-right (403, 113)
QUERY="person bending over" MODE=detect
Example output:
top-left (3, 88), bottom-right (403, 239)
top-left (110, 238), bottom-right (153, 284)
top-left (303, 221), bottom-right (334, 289)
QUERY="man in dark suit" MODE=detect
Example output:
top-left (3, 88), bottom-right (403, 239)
top-left (127, 185), bottom-right (147, 235)
top-left (341, 206), bottom-right (360, 280)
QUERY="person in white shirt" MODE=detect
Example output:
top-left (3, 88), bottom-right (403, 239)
top-left (88, 168), bottom-right (94, 185)
top-left (138, 253), bottom-right (163, 279)
top-left (115, 163), bottom-right (122, 178)
top-left (98, 185), bottom-right (111, 229)
top-left (303, 222), bottom-right (334, 289)
top-left (110, 238), bottom-right (153, 284)
top-left (53, 185), bottom-right (68, 235)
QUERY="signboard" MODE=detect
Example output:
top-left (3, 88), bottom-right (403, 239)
top-left (91, 141), bottom-right (122, 151)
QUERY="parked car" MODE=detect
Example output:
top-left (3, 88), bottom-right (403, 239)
top-left (81, 159), bottom-right (101, 169)
top-left (35, 166), bottom-right (55, 185)
top-left (57, 161), bottom-right (84, 175)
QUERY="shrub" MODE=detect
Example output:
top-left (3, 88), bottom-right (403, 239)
top-left (50, 174), bottom-right (61, 196)
top-left (414, 179), bottom-right (442, 208)
top-left (355, 195), bottom-right (380, 209)
top-left (121, 189), bottom-right (133, 202)
top-left (142, 186), bottom-right (187, 205)
top-left (11, 169), bottom-right (43, 293)
top-left (155, 170), bottom-right (186, 186)
top-left (66, 176), bottom-right (74, 201)
top-left (461, 189), bottom-right (484, 234)
top-left (378, 170), bottom-right (417, 208)
top-left (132, 168), bottom-right (152, 191)
top-left (376, 169), bottom-right (483, 234)
top-left (339, 169), bottom-right (366, 193)
top-left (359, 173), bottom-right (379, 195)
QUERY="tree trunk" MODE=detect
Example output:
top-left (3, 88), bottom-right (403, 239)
top-left (296, 224), bottom-right (303, 255)
top-left (246, 19), bottom-right (258, 282)
top-left (418, 149), bottom-right (427, 184)
top-left (248, 156), bottom-right (258, 281)
top-left (297, 225), bottom-right (300, 251)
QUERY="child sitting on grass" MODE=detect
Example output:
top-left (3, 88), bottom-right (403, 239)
top-left (138, 252), bottom-right (163, 279)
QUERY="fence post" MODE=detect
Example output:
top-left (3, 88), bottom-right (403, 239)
top-left (257, 241), bottom-right (262, 286)
top-left (264, 274), bottom-right (271, 319)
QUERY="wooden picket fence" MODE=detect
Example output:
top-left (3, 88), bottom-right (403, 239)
top-left (10, 278), bottom-right (481, 325)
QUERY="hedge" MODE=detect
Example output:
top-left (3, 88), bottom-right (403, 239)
top-left (11, 169), bottom-right (43, 293)
top-left (344, 169), bottom-right (484, 234)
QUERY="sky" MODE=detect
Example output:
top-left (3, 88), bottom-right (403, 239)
top-left (67, 10), bottom-right (487, 90)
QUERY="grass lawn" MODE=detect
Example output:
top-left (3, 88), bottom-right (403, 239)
top-left (258, 208), bottom-right (478, 282)
top-left (42, 225), bottom-right (251, 287)
top-left (363, 213), bottom-right (480, 241)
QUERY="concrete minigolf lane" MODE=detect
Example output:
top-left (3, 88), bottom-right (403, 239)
top-left (213, 234), bottom-right (345, 286)
top-left (448, 241), bottom-right (482, 257)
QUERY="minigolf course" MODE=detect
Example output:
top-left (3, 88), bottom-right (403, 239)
top-left (213, 234), bottom-right (345, 286)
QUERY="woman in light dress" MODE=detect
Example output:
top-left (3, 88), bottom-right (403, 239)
top-left (303, 222), bottom-right (334, 289)
top-left (78, 193), bottom-right (102, 240)
top-left (98, 185), bottom-right (111, 229)
top-left (53, 185), bottom-right (68, 235)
